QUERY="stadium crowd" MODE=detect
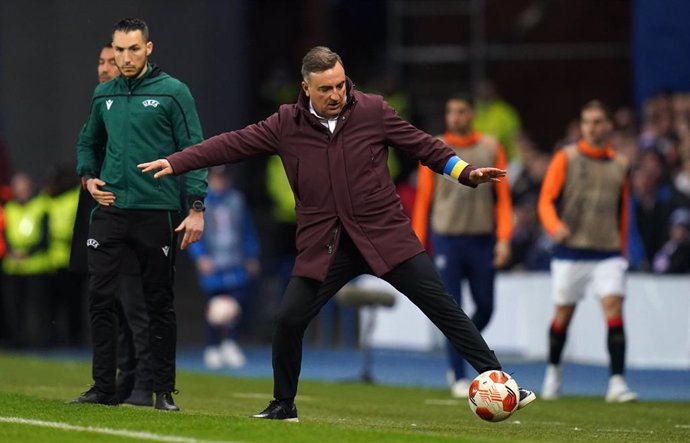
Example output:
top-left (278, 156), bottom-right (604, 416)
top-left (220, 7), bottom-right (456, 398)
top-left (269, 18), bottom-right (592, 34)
top-left (0, 87), bottom-right (689, 351)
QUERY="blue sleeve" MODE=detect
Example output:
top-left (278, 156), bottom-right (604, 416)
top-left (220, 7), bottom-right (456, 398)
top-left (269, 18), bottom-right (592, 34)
top-left (186, 238), bottom-right (208, 261)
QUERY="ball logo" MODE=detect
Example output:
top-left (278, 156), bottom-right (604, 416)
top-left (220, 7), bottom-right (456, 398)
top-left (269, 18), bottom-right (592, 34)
top-left (142, 99), bottom-right (160, 108)
top-left (86, 238), bottom-right (100, 249)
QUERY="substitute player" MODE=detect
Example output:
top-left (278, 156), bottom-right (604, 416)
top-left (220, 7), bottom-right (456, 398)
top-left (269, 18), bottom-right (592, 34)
top-left (538, 100), bottom-right (637, 402)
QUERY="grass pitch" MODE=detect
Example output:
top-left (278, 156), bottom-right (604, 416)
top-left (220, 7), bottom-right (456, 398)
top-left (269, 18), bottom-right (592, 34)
top-left (0, 352), bottom-right (688, 442)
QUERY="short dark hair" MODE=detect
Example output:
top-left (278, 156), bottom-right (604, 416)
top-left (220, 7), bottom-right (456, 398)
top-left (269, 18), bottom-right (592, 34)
top-left (113, 18), bottom-right (149, 41)
top-left (103, 42), bottom-right (112, 49)
top-left (581, 99), bottom-right (612, 121)
top-left (301, 46), bottom-right (344, 81)
top-left (447, 93), bottom-right (474, 108)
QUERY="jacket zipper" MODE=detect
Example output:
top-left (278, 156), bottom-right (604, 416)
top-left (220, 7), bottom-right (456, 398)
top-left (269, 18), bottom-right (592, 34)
top-left (326, 226), bottom-right (339, 255)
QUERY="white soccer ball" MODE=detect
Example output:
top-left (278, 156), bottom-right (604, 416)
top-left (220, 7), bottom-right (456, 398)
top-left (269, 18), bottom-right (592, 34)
top-left (206, 295), bottom-right (241, 326)
top-left (468, 370), bottom-right (519, 422)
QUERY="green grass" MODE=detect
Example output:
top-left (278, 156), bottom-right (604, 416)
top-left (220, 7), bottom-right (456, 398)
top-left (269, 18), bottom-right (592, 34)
top-left (0, 352), bottom-right (688, 442)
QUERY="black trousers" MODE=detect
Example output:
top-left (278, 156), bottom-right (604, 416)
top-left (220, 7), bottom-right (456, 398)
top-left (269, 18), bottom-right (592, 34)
top-left (272, 230), bottom-right (501, 401)
top-left (116, 272), bottom-right (152, 392)
top-left (87, 206), bottom-right (178, 394)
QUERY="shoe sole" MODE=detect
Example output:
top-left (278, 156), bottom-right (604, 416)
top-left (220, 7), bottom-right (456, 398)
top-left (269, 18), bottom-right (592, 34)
top-left (606, 393), bottom-right (638, 403)
top-left (251, 415), bottom-right (299, 422)
top-left (518, 391), bottom-right (537, 409)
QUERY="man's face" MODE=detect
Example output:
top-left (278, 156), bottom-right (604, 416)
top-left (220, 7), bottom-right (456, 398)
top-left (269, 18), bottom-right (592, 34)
top-left (98, 47), bottom-right (119, 83)
top-left (445, 99), bottom-right (474, 135)
top-left (580, 108), bottom-right (612, 146)
top-left (301, 62), bottom-right (347, 119)
top-left (112, 30), bottom-right (152, 79)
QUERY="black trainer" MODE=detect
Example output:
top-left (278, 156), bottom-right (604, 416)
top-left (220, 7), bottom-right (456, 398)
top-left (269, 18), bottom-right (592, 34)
top-left (123, 389), bottom-right (153, 407)
top-left (155, 391), bottom-right (180, 411)
top-left (252, 400), bottom-right (299, 422)
top-left (67, 386), bottom-right (118, 406)
top-left (517, 387), bottom-right (536, 409)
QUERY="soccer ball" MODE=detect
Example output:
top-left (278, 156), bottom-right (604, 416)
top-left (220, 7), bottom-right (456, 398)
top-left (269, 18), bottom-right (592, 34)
top-left (206, 295), bottom-right (241, 326)
top-left (468, 370), bottom-right (519, 422)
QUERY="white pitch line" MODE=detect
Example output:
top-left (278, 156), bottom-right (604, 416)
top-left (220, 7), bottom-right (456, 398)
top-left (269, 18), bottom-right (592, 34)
top-left (0, 416), bottom-right (241, 443)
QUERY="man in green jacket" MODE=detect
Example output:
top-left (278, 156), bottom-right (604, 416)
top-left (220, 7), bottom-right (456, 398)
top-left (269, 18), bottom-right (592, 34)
top-left (70, 18), bottom-right (207, 411)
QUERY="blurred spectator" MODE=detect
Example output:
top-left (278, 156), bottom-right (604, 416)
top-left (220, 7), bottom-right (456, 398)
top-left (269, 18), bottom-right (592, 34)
top-left (507, 132), bottom-right (551, 271)
top-left (2, 172), bottom-right (53, 348)
top-left (652, 208), bottom-right (690, 273)
top-left (0, 137), bottom-right (13, 202)
top-left (187, 166), bottom-right (260, 369)
top-left (473, 79), bottom-right (522, 163)
top-left (627, 149), bottom-right (676, 271)
top-left (46, 166), bottom-right (82, 346)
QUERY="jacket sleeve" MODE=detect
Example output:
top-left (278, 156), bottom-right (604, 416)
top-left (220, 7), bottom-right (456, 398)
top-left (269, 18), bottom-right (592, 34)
top-left (380, 100), bottom-right (475, 186)
top-left (76, 93), bottom-right (107, 178)
top-left (167, 112), bottom-right (281, 176)
top-left (538, 149), bottom-right (568, 235)
top-left (411, 163), bottom-right (435, 248)
top-left (494, 144), bottom-right (513, 241)
top-left (172, 83), bottom-right (207, 201)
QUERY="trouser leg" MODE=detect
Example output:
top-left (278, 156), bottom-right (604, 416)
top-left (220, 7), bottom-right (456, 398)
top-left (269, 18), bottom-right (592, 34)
top-left (272, 230), bottom-right (367, 401)
top-left (432, 233), bottom-right (468, 380)
top-left (382, 252), bottom-right (501, 374)
top-left (87, 207), bottom-right (128, 394)
top-left (119, 272), bottom-right (152, 391)
top-left (131, 210), bottom-right (178, 393)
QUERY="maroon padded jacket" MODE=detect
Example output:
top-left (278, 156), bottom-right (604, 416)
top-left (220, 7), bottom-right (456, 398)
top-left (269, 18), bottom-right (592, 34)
top-left (167, 81), bottom-right (474, 281)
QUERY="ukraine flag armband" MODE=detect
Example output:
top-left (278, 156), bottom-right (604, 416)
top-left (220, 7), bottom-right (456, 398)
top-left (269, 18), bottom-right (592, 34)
top-left (443, 155), bottom-right (469, 182)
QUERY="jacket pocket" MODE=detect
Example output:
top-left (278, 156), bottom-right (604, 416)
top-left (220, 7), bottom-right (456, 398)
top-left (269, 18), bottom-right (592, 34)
top-left (368, 145), bottom-right (384, 189)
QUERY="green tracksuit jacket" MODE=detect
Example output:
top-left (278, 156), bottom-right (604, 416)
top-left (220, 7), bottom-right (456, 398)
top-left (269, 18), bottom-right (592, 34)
top-left (76, 64), bottom-right (207, 210)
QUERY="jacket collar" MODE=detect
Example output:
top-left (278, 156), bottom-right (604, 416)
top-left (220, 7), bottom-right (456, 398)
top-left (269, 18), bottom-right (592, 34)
top-left (443, 131), bottom-right (481, 147)
top-left (119, 63), bottom-right (162, 91)
top-left (577, 139), bottom-right (614, 159)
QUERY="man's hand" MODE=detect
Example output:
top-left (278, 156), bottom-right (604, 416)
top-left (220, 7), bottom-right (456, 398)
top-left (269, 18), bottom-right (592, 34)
top-left (176, 210), bottom-right (204, 250)
top-left (196, 255), bottom-right (215, 275)
top-left (138, 159), bottom-right (174, 179)
top-left (469, 167), bottom-right (507, 185)
top-left (494, 240), bottom-right (511, 267)
top-left (551, 224), bottom-right (571, 244)
top-left (86, 178), bottom-right (116, 206)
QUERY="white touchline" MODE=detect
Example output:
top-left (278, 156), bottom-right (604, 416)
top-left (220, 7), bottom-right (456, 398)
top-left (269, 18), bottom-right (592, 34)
top-left (0, 416), bottom-right (242, 443)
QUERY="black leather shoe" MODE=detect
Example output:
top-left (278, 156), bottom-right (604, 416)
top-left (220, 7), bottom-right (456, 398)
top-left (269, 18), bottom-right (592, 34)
top-left (122, 389), bottom-right (153, 407)
top-left (67, 386), bottom-right (118, 406)
top-left (155, 391), bottom-right (180, 411)
top-left (252, 399), bottom-right (299, 422)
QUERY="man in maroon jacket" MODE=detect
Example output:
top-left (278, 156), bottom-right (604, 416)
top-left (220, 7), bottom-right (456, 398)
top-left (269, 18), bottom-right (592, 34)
top-left (140, 46), bottom-right (536, 421)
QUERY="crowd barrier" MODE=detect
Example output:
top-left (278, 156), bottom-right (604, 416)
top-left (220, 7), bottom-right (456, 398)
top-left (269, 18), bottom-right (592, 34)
top-left (354, 272), bottom-right (690, 369)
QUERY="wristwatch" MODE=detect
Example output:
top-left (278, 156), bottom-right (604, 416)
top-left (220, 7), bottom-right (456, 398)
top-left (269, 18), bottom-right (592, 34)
top-left (191, 200), bottom-right (206, 212)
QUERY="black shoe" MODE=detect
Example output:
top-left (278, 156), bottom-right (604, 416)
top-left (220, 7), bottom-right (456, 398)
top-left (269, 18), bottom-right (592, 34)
top-left (252, 400), bottom-right (299, 422)
top-left (155, 391), bottom-right (180, 411)
top-left (122, 389), bottom-right (153, 407)
top-left (517, 387), bottom-right (536, 409)
top-left (67, 386), bottom-right (118, 406)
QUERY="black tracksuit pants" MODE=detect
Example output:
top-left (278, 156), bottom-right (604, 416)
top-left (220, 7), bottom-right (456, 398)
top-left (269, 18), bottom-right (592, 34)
top-left (87, 206), bottom-right (178, 395)
top-left (272, 230), bottom-right (501, 402)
